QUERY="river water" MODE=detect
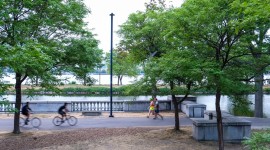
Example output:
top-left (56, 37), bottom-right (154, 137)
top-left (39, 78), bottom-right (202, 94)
top-left (2, 94), bottom-right (270, 117)
top-left (2, 74), bottom-right (270, 116)
top-left (2, 74), bottom-right (144, 85)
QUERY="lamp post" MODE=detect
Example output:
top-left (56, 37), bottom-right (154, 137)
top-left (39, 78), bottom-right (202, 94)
top-left (109, 13), bottom-right (114, 117)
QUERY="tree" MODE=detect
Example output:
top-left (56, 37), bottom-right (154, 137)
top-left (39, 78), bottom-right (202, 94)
top-left (63, 34), bottom-right (103, 86)
top-left (157, 47), bottom-right (204, 130)
top-left (117, 0), bottom-right (191, 130)
top-left (0, 0), bottom-right (90, 134)
top-left (169, 0), bottom-right (262, 149)
top-left (230, 0), bottom-right (270, 118)
top-left (117, 0), bottom-right (168, 93)
top-left (105, 48), bottom-right (139, 85)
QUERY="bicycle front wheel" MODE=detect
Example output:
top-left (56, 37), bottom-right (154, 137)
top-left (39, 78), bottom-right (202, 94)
top-left (67, 116), bottom-right (77, 126)
top-left (31, 117), bottom-right (41, 128)
top-left (19, 117), bottom-right (25, 127)
top-left (53, 116), bottom-right (62, 126)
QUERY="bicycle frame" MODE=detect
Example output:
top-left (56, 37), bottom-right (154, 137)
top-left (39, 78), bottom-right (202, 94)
top-left (52, 114), bottom-right (78, 126)
top-left (19, 115), bottom-right (41, 128)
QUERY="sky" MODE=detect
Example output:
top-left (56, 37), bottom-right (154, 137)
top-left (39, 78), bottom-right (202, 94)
top-left (83, 0), bottom-right (184, 53)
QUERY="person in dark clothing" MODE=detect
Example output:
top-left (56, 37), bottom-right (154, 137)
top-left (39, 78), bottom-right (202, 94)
top-left (58, 102), bottom-right (69, 121)
top-left (153, 98), bottom-right (163, 120)
top-left (21, 102), bottom-right (32, 125)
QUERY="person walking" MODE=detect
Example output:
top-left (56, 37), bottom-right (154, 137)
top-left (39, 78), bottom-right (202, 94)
top-left (153, 98), bottom-right (163, 120)
top-left (147, 98), bottom-right (155, 118)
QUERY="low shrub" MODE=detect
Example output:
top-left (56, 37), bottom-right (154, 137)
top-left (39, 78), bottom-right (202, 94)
top-left (243, 129), bottom-right (270, 150)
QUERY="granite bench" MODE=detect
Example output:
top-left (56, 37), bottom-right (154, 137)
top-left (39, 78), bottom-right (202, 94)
top-left (82, 111), bottom-right (102, 116)
top-left (181, 101), bottom-right (206, 118)
top-left (191, 117), bottom-right (251, 142)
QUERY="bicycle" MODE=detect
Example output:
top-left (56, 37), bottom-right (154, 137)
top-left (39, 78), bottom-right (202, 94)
top-left (52, 114), bottom-right (77, 126)
top-left (19, 116), bottom-right (41, 128)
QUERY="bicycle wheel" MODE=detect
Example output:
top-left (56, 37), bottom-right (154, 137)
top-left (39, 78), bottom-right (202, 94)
top-left (31, 117), bottom-right (41, 128)
top-left (67, 116), bottom-right (77, 126)
top-left (53, 116), bottom-right (62, 126)
top-left (19, 117), bottom-right (25, 127)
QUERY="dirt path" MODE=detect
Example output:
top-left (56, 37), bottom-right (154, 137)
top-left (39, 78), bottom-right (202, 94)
top-left (0, 127), bottom-right (244, 150)
top-left (0, 112), bottom-right (245, 150)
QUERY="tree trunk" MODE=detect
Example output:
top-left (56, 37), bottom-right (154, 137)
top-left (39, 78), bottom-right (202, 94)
top-left (216, 87), bottom-right (224, 150)
top-left (151, 80), bottom-right (158, 98)
top-left (254, 73), bottom-right (264, 118)
top-left (83, 75), bottom-right (87, 86)
top-left (13, 73), bottom-right (22, 134)
top-left (119, 75), bottom-right (123, 85)
top-left (172, 94), bottom-right (180, 131)
top-left (35, 76), bottom-right (39, 86)
top-left (170, 81), bottom-right (180, 130)
top-left (117, 75), bottom-right (120, 85)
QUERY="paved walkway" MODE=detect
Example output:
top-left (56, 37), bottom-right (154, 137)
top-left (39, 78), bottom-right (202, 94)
top-left (0, 115), bottom-right (270, 132)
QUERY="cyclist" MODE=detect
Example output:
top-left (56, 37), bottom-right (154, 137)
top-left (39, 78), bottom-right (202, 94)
top-left (58, 102), bottom-right (69, 122)
top-left (21, 102), bottom-right (32, 125)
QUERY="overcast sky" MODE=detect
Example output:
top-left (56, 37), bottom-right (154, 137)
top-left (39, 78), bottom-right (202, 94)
top-left (83, 0), bottom-right (184, 53)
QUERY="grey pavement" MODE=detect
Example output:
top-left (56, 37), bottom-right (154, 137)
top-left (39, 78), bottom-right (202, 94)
top-left (0, 116), bottom-right (192, 132)
top-left (1, 116), bottom-right (270, 132)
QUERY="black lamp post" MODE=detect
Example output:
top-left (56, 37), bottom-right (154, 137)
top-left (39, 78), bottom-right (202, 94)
top-left (109, 13), bottom-right (114, 117)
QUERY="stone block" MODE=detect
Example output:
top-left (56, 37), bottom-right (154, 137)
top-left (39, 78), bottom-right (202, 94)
top-left (186, 103), bottom-right (206, 118)
top-left (191, 117), bottom-right (251, 142)
top-left (82, 111), bottom-right (102, 116)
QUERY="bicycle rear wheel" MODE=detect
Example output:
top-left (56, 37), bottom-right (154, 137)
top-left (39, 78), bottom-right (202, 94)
top-left (31, 117), bottom-right (41, 128)
top-left (67, 116), bottom-right (77, 126)
top-left (53, 116), bottom-right (62, 126)
top-left (19, 117), bottom-right (25, 127)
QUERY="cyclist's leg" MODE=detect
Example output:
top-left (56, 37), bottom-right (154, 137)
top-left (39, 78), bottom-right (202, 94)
top-left (26, 112), bottom-right (30, 122)
top-left (58, 111), bottom-right (63, 120)
top-left (63, 112), bottom-right (67, 120)
top-left (59, 111), bottom-right (65, 122)
top-left (22, 113), bottom-right (28, 124)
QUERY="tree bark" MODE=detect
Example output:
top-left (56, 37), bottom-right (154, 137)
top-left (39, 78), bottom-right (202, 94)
top-left (35, 76), bottom-right (39, 86)
top-left (151, 80), bottom-right (158, 98)
top-left (117, 75), bottom-right (120, 85)
top-left (254, 73), bottom-right (264, 118)
top-left (13, 73), bottom-right (22, 134)
top-left (120, 75), bottom-right (123, 85)
top-left (216, 87), bottom-right (224, 150)
top-left (83, 75), bottom-right (87, 86)
top-left (170, 81), bottom-right (180, 130)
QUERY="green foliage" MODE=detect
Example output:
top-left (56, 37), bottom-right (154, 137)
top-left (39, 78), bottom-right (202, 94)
top-left (227, 82), bottom-right (254, 116)
top-left (117, 5), bottom-right (168, 62)
top-left (122, 81), bottom-right (152, 96)
top-left (0, 84), bottom-right (12, 95)
top-left (264, 88), bottom-right (270, 94)
top-left (70, 81), bottom-right (77, 85)
top-left (105, 49), bottom-right (139, 85)
top-left (0, 0), bottom-right (93, 133)
top-left (63, 35), bottom-right (103, 86)
top-left (82, 76), bottom-right (97, 86)
top-left (243, 129), bottom-right (270, 150)
top-left (228, 95), bottom-right (253, 117)
top-left (0, 0), bottom-right (92, 84)
top-left (158, 87), bottom-right (170, 95)
top-left (122, 82), bottom-right (188, 96)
